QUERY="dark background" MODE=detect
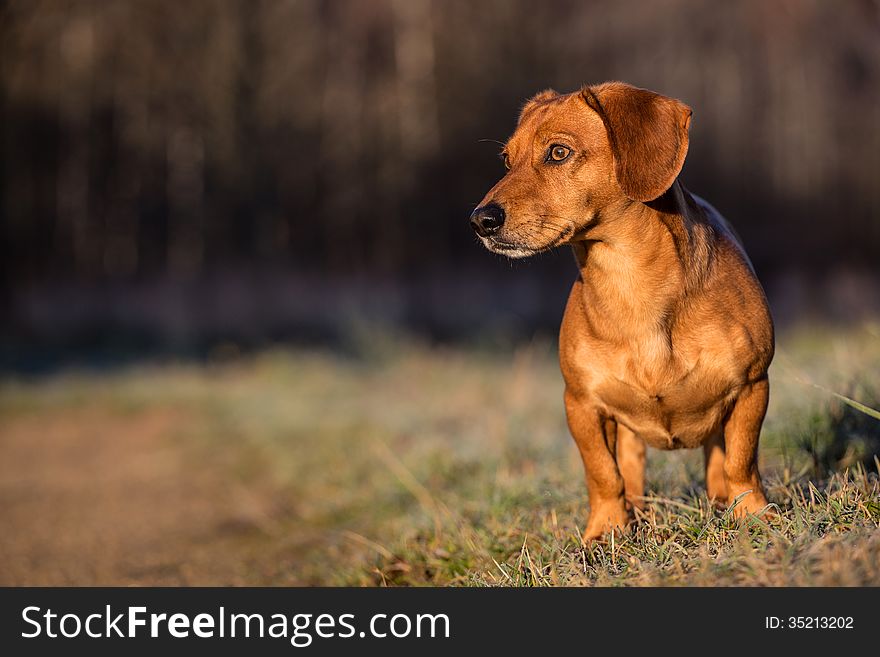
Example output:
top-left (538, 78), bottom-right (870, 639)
top-left (2, 0), bottom-right (879, 367)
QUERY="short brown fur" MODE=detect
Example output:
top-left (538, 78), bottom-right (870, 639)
top-left (472, 82), bottom-right (774, 541)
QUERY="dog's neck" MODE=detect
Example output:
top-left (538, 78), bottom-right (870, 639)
top-left (571, 181), bottom-right (714, 341)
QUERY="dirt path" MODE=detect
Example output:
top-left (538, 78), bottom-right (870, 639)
top-left (0, 407), bottom-right (303, 585)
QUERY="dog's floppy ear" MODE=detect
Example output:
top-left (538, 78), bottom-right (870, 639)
top-left (581, 82), bottom-right (692, 202)
top-left (519, 89), bottom-right (558, 122)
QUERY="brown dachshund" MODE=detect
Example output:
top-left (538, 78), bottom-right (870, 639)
top-left (470, 82), bottom-right (774, 541)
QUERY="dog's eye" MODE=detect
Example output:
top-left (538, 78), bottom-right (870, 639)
top-left (500, 153), bottom-right (511, 170)
top-left (547, 145), bottom-right (571, 162)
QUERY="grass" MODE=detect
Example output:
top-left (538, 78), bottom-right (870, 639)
top-left (1, 321), bottom-right (879, 586)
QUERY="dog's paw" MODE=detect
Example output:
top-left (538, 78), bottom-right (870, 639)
top-left (582, 500), bottom-right (630, 543)
top-left (726, 489), bottom-right (774, 520)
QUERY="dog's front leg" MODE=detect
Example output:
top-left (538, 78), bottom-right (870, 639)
top-left (564, 390), bottom-right (629, 542)
top-left (722, 377), bottom-right (771, 517)
top-left (703, 431), bottom-right (728, 505)
top-left (616, 424), bottom-right (646, 511)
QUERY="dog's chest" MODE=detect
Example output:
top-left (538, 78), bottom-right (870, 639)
top-left (582, 339), bottom-right (737, 449)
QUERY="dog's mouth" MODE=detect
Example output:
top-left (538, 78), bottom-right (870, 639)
top-left (482, 225), bottom-right (575, 259)
top-left (483, 237), bottom-right (539, 258)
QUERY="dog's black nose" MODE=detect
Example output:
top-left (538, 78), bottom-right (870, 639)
top-left (470, 203), bottom-right (505, 237)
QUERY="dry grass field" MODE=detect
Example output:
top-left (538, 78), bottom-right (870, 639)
top-left (1, 322), bottom-right (878, 586)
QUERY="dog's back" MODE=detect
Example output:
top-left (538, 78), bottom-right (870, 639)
top-left (690, 192), bottom-right (756, 275)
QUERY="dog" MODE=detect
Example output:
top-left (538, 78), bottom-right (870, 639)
top-left (470, 82), bottom-right (774, 541)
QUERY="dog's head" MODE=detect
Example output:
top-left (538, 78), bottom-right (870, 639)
top-left (470, 82), bottom-right (692, 257)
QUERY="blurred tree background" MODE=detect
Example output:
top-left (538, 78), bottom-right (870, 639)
top-left (2, 0), bottom-right (879, 365)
